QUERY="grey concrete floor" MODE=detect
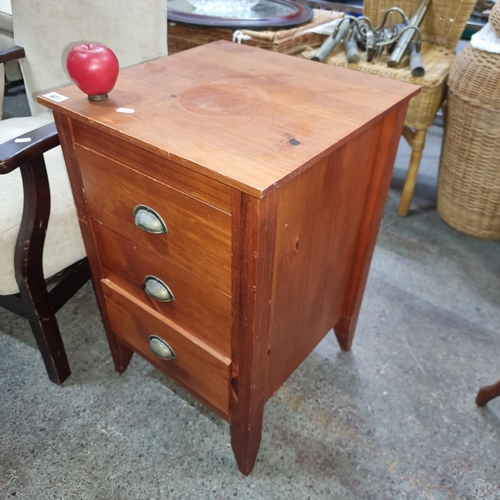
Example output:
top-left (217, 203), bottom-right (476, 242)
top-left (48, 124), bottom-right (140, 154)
top-left (1, 86), bottom-right (500, 499)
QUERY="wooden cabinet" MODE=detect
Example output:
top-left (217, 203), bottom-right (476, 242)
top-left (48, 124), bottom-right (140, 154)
top-left (39, 41), bottom-right (418, 475)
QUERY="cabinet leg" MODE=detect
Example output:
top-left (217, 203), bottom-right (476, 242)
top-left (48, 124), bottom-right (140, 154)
top-left (230, 404), bottom-right (264, 475)
top-left (333, 107), bottom-right (408, 352)
top-left (107, 333), bottom-right (134, 373)
top-left (333, 316), bottom-right (356, 352)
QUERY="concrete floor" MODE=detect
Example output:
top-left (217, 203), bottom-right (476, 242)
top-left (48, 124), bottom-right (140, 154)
top-left (1, 86), bottom-right (500, 499)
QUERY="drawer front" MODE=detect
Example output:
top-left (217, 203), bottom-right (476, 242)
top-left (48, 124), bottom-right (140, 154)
top-left (94, 222), bottom-right (231, 355)
top-left (76, 144), bottom-right (232, 296)
top-left (102, 279), bottom-right (230, 416)
top-left (73, 120), bottom-right (233, 214)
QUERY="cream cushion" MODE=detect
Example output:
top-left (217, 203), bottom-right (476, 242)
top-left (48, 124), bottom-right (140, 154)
top-left (0, 1), bottom-right (19, 84)
top-left (0, 0), bottom-right (167, 296)
top-left (0, 0), bottom-right (13, 37)
top-left (0, 114), bottom-right (86, 295)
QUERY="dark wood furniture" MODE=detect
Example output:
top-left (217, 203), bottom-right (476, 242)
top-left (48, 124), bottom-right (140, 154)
top-left (476, 380), bottom-right (500, 407)
top-left (39, 41), bottom-right (418, 474)
top-left (167, 0), bottom-right (313, 28)
top-left (0, 45), bottom-right (90, 385)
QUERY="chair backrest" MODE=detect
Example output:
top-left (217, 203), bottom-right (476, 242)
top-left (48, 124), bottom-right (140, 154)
top-left (0, 0), bottom-right (13, 37)
top-left (364, 0), bottom-right (476, 51)
top-left (11, 0), bottom-right (168, 116)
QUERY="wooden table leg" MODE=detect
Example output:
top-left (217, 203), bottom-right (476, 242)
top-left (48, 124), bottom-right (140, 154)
top-left (398, 128), bottom-right (427, 217)
top-left (334, 107), bottom-right (408, 351)
top-left (231, 403), bottom-right (265, 475)
top-left (476, 380), bottom-right (500, 407)
top-left (55, 112), bottom-right (134, 374)
top-left (230, 193), bottom-right (276, 474)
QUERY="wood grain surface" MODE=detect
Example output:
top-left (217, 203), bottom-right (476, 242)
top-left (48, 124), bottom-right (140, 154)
top-left (102, 279), bottom-right (231, 415)
top-left (333, 105), bottom-right (408, 351)
top-left (76, 144), bottom-right (232, 295)
top-left (93, 222), bottom-right (232, 356)
top-left (73, 121), bottom-right (233, 213)
top-left (38, 41), bottom-right (419, 198)
top-left (44, 45), bottom-right (419, 475)
top-left (230, 191), bottom-right (279, 476)
top-left (53, 112), bottom-right (135, 374)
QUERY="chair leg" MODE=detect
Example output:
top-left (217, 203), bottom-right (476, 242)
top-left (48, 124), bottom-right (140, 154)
top-left (476, 380), bottom-right (500, 407)
top-left (14, 156), bottom-right (71, 384)
top-left (398, 128), bottom-right (427, 217)
top-left (20, 286), bottom-right (71, 384)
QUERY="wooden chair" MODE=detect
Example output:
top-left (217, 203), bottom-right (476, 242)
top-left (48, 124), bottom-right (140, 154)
top-left (0, 0), bottom-right (167, 384)
top-left (304, 0), bottom-right (476, 216)
top-left (476, 380), bottom-right (500, 407)
top-left (0, 114), bottom-right (90, 385)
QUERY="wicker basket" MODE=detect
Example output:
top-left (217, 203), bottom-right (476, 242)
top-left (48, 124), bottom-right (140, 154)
top-left (300, 0), bottom-right (476, 130)
top-left (300, 41), bottom-right (454, 130)
top-left (437, 45), bottom-right (500, 240)
top-left (490, 2), bottom-right (500, 37)
top-left (168, 9), bottom-right (343, 55)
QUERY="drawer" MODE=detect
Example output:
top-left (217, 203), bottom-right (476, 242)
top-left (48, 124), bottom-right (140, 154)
top-left (102, 279), bottom-right (231, 416)
top-left (94, 222), bottom-right (232, 355)
top-left (76, 144), bottom-right (232, 295)
top-left (72, 120), bottom-right (233, 214)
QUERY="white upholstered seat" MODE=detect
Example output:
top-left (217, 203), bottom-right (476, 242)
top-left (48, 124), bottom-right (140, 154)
top-left (0, 115), bottom-right (85, 295)
top-left (0, 0), bottom-right (168, 295)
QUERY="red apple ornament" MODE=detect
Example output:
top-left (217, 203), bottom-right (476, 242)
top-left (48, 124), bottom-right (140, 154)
top-left (66, 43), bottom-right (119, 101)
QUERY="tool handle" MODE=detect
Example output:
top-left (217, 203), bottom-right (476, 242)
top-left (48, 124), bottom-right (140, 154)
top-left (312, 21), bottom-right (350, 62)
top-left (344, 32), bottom-right (360, 63)
top-left (409, 41), bottom-right (425, 77)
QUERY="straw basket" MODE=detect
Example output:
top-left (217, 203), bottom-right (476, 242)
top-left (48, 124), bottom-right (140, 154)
top-left (437, 45), bottom-right (500, 240)
top-left (168, 9), bottom-right (343, 55)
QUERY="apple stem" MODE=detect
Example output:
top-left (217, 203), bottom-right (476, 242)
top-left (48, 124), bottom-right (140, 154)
top-left (87, 43), bottom-right (92, 49)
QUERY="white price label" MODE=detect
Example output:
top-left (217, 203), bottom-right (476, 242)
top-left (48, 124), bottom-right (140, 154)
top-left (43, 92), bottom-right (69, 102)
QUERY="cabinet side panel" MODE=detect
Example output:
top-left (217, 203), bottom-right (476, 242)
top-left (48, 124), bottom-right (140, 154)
top-left (333, 105), bottom-right (408, 350)
top-left (265, 118), bottom-right (385, 398)
top-left (53, 112), bottom-right (134, 372)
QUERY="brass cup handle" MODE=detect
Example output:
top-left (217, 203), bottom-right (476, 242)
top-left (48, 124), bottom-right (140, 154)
top-left (144, 275), bottom-right (175, 302)
top-left (148, 335), bottom-right (176, 361)
top-left (133, 205), bottom-right (168, 234)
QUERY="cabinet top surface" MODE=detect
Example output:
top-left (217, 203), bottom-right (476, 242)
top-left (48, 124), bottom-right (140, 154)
top-left (39, 41), bottom-right (419, 197)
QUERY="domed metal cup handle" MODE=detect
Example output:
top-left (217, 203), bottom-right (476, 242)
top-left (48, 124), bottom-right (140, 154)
top-left (133, 205), bottom-right (168, 234)
top-left (144, 275), bottom-right (174, 302)
top-left (148, 335), bottom-right (176, 361)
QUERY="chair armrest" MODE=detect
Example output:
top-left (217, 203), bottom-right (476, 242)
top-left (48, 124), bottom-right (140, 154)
top-left (0, 45), bottom-right (25, 64)
top-left (0, 122), bottom-right (59, 174)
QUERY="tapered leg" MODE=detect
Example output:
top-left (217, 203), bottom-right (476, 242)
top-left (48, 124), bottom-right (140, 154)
top-left (476, 380), bottom-right (500, 407)
top-left (398, 128), bottom-right (427, 217)
top-left (334, 107), bottom-right (408, 351)
top-left (231, 403), bottom-right (265, 475)
top-left (14, 158), bottom-right (71, 384)
top-left (109, 334), bottom-right (134, 373)
top-left (54, 113), bottom-right (134, 375)
top-left (334, 316), bottom-right (356, 352)
top-left (21, 288), bottom-right (71, 384)
top-left (229, 192), bottom-right (277, 475)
